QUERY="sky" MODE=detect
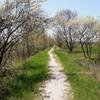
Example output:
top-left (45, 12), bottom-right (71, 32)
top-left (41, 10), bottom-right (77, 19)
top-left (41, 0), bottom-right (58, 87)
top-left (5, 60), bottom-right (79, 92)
top-left (0, 0), bottom-right (99, 17)
top-left (42, 0), bottom-right (100, 17)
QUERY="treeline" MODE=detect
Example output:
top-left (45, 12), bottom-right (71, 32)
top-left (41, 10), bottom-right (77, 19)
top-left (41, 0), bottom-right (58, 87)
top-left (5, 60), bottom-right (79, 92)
top-left (0, 0), bottom-right (53, 98)
top-left (53, 9), bottom-right (100, 59)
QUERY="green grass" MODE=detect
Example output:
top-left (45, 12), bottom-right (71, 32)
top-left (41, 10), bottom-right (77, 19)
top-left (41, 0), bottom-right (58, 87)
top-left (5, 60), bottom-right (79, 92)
top-left (7, 49), bottom-right (49, 100)
top-left (55, 48), bottom-right (100, 100)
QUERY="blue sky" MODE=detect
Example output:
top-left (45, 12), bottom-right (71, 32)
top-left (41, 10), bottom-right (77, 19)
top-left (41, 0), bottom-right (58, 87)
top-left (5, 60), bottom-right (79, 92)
top-left (0, 0), bottom-right (99, 17)
top-left (42, 0), bottom-right (100, 17)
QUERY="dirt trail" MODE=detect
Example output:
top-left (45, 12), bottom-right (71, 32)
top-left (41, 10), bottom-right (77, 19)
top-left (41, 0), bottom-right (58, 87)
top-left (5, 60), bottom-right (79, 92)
top-left (41, 48), bottom-right (73, 100)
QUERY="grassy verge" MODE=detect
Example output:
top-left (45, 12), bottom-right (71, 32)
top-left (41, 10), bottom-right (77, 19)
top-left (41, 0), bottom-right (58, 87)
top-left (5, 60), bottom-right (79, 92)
top-left (55, 48), bottom-right (100, 100)
top-left (7, 49), bottom-right (49, 100)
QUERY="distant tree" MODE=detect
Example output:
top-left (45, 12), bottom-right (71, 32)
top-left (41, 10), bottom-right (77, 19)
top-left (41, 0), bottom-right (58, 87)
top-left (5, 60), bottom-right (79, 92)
top-left (53, 28), bottom-right (65, 48)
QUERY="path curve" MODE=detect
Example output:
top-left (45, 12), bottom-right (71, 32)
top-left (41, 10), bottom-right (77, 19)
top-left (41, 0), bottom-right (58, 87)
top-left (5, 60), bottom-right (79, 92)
top-left (41, 48), bottom-right (72, 100)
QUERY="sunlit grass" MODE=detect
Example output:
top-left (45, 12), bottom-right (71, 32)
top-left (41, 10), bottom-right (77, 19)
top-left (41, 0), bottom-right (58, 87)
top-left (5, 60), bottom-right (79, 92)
top-left (55, 48), bottom-right (100, 100)
top-left (7, 49), bottom-right (50, 100)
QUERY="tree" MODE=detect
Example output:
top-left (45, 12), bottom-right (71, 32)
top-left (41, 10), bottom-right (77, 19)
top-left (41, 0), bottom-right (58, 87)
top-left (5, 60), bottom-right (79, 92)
top-left (78, 17), bottom-right (97, 58)
top-left (0, 0), bottom-right (46, 69)
top-left (53, 27), bottom-right (65, 48)
top-left (54, 9), bottom-right (78, 52)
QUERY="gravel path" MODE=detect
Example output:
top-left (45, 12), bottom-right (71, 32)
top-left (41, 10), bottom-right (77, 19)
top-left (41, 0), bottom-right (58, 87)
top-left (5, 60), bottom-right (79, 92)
top-left (41, 48), bottom-right (73, 100)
